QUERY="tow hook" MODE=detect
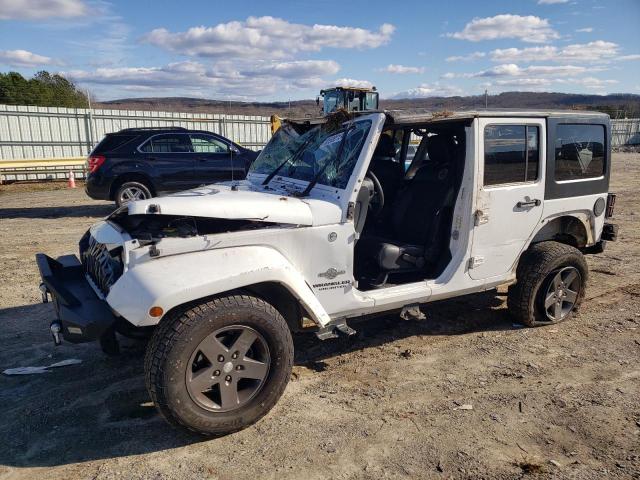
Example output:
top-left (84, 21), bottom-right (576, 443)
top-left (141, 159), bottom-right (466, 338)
top-left (39, 283), bottom-right (49, 303)
top-left (50, 321), bottom-right (62, 346)
top-left (315, 318), bottom-right (356, 340)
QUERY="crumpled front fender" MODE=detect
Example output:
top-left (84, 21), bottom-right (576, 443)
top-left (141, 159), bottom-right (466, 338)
top-left (106, 246), bottom-right (331, 327)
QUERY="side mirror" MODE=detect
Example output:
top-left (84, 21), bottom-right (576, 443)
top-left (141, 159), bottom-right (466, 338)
top-left (316, 97), bottom-right (320, 106)
top-left (230, 145), bottom-right (240, 154)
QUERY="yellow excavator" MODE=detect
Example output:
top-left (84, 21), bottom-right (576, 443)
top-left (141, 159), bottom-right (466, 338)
top-left (317, 86), bottom-right (379, 115)
top-left (271, 86), bottom-right (379, 134)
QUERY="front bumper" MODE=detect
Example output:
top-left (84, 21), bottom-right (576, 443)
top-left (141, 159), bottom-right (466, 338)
top-left (36, 253), bottom-right (117, 343)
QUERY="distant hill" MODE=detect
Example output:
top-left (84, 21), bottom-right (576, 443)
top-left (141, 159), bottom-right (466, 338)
top-left (96, 92), bottom-right (640, 118)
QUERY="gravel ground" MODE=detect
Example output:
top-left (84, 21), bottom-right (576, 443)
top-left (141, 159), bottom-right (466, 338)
top-left (0, 154), bottom-right (639, 480)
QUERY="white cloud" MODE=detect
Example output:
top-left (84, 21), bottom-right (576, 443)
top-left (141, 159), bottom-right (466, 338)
top-left (559, 77), bottom-right (619, 88)
top-left (247, 60), bottom-right (340, 78)
top-left (493, 78), bottom-right (553, 87)
top-left (144, 16), bottom-right (395, 60)
top-left (576, 27), bottom-right (594, 33)
top-left (448, 14), bottom-right (560, 43)
top-left (490, 41), bottom-right (620, 63)
top-left (471, 63), bottom-right (591, 78)
top-left (444, 63), bottom-right (602, 83)
top-left (482, 76), bottom-right (619, 94)
top-left (0, 0), bottom-right (88, 19)
top-left (331, 78), bottom-right (374, 89)
top-left (391, 82), bottom-right (463, 99)
top-left (537, 0), bottom-right (569, 4)
top-left (617, 54), bottom-right (640, 61)
top-left (490, 46), bottom-right (556, 63)
top-left (0, 49), bottom-right (60, 67)
top-left (379, 64), bottom-right (425, 74)
top-left (446, 52), bottom-right (486, 62)
top-left (67, 59), bottom-right (344, 99)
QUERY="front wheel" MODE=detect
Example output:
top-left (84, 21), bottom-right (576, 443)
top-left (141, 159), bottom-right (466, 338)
top-left (508, 241), bottom-right (588, 327)
top-left (144, 295), bottom-right (293, 436)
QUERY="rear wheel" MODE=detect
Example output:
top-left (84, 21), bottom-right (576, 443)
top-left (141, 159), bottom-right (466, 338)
top-left (145, 294), bottom-right (293, 436)
top-left (508, 241), bottom-right (588, 327)
top-left (115, 181), bottom-right (152, 207)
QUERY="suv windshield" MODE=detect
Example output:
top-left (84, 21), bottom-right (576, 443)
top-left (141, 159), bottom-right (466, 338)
top-left (250, 119), bottom-right (371, 190)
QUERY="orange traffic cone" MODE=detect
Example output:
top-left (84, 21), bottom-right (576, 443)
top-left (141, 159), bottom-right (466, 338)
top-left (68, 170), bottom-right (76, 189)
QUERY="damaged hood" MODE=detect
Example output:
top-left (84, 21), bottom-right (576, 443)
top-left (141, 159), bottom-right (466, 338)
top-left (126, 184), bottom-right (314, 226)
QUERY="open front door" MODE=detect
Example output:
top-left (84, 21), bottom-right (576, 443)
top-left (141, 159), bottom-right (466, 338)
top-left (468, 118), bottom-right (546, 280)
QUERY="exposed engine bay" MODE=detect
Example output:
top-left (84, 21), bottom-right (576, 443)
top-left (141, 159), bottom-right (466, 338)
top-left (108, 211), bottom-right (273, 242)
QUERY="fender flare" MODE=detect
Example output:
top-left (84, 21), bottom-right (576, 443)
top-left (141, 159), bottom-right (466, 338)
top-left (529, 211), bottom-right (594, 248)
top-left (510, 210), bottom-right (595, 276)
top-left (106, 246), bottom-right (331, 328)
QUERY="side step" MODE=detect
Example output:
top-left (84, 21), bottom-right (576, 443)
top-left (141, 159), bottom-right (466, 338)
top-left (315, 318), bottom-right (356, 340)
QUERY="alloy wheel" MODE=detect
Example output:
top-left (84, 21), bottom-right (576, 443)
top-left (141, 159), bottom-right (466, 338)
top-left (120, 186), bottom-right (147, 203)
top-left (543, 266), bottom-right (582, 322)
top-left (186, 325), bottom-right (271, 412)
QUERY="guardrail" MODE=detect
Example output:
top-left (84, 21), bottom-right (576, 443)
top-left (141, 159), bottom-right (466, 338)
top-left (0, 157), bottom-right (86, 182)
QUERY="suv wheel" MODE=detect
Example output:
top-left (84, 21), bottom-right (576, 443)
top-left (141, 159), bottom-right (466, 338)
top-left (144, 294), bottom-right (293, 436)
top-left (115, 181), bottom-right (151, 207)
top-left (508, 241), bottom-right (588, 327)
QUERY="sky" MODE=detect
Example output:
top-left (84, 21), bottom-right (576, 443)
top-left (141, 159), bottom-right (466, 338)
top-left (0, 0), bottom-right (639, 101)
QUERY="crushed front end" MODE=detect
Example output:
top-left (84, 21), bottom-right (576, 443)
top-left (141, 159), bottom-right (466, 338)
top-left (36, 221), bottom-right (127, 352)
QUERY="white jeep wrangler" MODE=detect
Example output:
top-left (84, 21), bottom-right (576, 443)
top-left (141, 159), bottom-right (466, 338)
top-left (37, 109), bottom-right (618, 436)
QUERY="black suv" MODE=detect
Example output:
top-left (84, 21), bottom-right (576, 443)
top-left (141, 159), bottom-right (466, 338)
top-left (85, 127), bottom-right (259, 206)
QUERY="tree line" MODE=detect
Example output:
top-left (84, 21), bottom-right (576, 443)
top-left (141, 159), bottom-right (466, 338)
top-left (0, 71), bottom-right (88, 108)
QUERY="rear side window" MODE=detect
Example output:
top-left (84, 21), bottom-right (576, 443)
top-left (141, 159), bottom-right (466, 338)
top-left (93, 134), bottom-right (137, 153)
top-left (484, 125), bottom-right (539, 186)
top-left (190, 134), bottom-right (229, 153)
top-left (554, 124), bottom-right (605, 181)
top-left (140, 134), bottom-right (192, 153)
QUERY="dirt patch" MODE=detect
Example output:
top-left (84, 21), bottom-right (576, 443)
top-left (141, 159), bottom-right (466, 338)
top-left (0, 181), bottom-right (86, 196)
top-left (0, 154), bottom-right (639, 479)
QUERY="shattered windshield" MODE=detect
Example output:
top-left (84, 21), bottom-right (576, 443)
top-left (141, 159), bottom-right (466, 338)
top-left (250, 119), bottom-right (371, 189)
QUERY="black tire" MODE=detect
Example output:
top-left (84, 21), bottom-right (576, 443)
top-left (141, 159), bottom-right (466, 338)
top-left (508, 241), bottom-right (588, 327)
top-left (114, 181), bottom-right (152, 207)
top-left (144, 294), bottom-right (293, 436)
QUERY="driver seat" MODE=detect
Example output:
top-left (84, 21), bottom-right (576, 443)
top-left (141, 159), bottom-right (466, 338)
top-left (358, 135), bottom-right (457, 286)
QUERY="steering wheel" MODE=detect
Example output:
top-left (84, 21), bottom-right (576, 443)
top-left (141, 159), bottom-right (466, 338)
top-left (365, 170), bottom-right (385, 216)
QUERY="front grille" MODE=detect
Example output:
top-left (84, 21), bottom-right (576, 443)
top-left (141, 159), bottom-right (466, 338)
top-left (81, 235), bottom-right (123, 296)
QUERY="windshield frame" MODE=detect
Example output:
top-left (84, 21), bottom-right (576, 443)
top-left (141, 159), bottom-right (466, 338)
top-left (247, 116), bottom-right (375, 193)
top-left (247, 113), bottom-right (385, 221)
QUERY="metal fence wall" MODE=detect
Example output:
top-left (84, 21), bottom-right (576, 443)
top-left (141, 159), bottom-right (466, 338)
top-left (611, 118), bottom-right (640, 147)
top-left (0, 104), bottom-right (272, 181)
top-left (0, 104), bottom-right (271, 159)
top-left (0, 103), bottom-right (638, 182)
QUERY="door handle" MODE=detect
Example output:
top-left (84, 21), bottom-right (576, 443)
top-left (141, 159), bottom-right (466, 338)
top-left (516, 199), bottom-right (541, 208)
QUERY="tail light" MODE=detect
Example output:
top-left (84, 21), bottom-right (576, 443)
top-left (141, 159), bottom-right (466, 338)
top-left (606, 193), bottom-right (616, 218)
top-left (87, 155), bottom-right (106, 173)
